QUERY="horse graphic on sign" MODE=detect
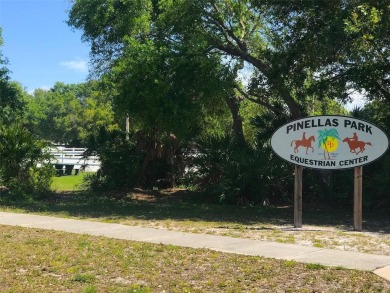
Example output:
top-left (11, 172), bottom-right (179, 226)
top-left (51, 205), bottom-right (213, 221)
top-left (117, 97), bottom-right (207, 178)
top-left (291, 132), bottom-right (315, 155)
top-left (343, 132), bottom-right (372, 155)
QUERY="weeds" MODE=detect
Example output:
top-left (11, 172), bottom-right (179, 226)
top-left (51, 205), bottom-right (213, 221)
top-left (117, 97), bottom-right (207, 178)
top-left (306, 263), bottom-right (326, 270)
top-left (0, 225), bottom-right (388, 292)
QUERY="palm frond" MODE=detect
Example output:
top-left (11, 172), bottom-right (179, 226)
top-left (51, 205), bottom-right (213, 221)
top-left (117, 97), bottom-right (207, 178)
top-left (327, 128), bottom-right (341, 140)
top-left (317, 129), bottom-right (328, 147)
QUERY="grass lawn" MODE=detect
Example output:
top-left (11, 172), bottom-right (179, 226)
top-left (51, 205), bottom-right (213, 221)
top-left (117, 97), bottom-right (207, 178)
top-left (51, 172), bottom-right (89, 191)
top-left (0, 225), bottom-right (389, 292)
top-left (1, 178), bottom-right (390, 290)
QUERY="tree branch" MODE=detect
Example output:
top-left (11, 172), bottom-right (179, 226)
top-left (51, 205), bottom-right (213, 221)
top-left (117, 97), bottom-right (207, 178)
top-left (235, 87), bottom-right (290, 120)
top-left (215, 43), bottom-right (270, 74)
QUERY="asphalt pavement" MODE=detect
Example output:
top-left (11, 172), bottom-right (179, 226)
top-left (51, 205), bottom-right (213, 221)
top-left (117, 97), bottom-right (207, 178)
top-left (0, 211), bottom-right (389, 282)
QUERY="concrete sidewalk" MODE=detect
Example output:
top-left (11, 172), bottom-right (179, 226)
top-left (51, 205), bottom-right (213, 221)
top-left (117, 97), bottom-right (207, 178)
top-left (0, 211), bottom-right (389, 282)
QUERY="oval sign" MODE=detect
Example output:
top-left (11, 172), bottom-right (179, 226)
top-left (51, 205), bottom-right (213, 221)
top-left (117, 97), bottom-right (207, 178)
top-left (271, 115), bottom-right (389, 170)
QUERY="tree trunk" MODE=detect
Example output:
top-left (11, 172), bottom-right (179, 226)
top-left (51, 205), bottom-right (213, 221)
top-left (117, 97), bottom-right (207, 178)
top-left (225, 96), bottom-right (246, 145)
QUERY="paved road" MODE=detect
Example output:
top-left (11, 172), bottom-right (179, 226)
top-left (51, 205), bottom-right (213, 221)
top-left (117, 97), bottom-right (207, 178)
top-left (0, 211), bottom-right (389, 282)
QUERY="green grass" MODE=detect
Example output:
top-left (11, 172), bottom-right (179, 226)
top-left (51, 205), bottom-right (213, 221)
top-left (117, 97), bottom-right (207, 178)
top-left (51, 172), bottom-right (88, 191)
top-left (0, 225), bottom-right (388, 292)
top-left (306, 263), bottom-right (326, 270)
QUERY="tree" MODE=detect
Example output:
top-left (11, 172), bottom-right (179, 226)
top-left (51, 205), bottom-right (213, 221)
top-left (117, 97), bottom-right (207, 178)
top-left (24, 81), bottom-right (118, 145)
top-left (69, 0), bottom-right (369, 124)
top-left (0, 28), bottom-right (22, 121)
top-left (0, 123), bottom-right (53, 197)
top-left (108, 39), bottom-right (231, 140)
top-left (343, 1), bottom-right (390, 101)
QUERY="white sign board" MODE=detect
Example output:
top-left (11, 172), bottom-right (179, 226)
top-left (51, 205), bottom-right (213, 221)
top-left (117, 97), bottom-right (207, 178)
top-left (271, 116), bottom-right (389, 170)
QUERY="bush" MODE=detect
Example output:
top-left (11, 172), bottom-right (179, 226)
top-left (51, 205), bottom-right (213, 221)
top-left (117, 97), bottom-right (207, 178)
top-left (0, 123), bottom-right (54, 198)
top-left (84, 127), bottom-right (186, 191)
top-left (83, 128), bottom-right (142, 190)
top-left (186, 135), bottom-right (290, 204)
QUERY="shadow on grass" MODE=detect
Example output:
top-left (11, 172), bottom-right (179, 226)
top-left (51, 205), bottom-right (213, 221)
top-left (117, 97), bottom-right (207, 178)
top-left (0, 188), bottom-right (389, 234)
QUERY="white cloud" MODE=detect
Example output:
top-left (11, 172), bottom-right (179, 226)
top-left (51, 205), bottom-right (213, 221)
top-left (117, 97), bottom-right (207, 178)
top-left (28, 85), bottom-right (51, 95)
top-left (60, 60), bottom-right (88, 73)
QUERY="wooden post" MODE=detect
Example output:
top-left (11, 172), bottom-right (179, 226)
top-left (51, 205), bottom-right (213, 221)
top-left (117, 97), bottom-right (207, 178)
top-left (125, 115), bottom-right (130, 141)
top-left (294, 165), bottom-right (303, 228)
top-left (354, 166), bottom-right (363, 231)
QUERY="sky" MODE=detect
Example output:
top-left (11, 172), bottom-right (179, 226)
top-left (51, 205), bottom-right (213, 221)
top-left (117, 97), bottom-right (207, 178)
top-left (0, 0), bottom-right (90, 93)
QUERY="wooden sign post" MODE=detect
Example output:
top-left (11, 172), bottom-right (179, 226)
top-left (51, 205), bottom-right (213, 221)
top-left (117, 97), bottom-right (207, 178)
top-left (354, 166), bottom-right (363, 231)
top-left (294, 165), bottom-right (303, 228)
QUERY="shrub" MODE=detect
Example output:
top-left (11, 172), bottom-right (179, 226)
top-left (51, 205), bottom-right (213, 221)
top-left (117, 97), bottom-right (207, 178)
top-left (83, 128), bottom-right (142, 190)
top-left (187, 135), bottom-right (278, 204)
top-left (84, 127), bottom-right (186, 191)
top-left (0, 123), bottom-right (54, 198)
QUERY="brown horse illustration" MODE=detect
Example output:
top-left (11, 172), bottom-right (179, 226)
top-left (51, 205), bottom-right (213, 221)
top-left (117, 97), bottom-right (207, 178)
top-left (343, 137), bottom-right (372, 155)
top-left (291, 132), bottom-right (315, 155)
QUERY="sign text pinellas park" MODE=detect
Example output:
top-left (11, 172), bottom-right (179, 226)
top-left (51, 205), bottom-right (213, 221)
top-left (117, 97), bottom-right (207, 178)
top-left (271, 115), bottom-right (389, 170)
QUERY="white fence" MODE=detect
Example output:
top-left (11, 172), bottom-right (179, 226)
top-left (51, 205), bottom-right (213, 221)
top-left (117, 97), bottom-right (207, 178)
top-left (49, 147), bottom-right (101, 173)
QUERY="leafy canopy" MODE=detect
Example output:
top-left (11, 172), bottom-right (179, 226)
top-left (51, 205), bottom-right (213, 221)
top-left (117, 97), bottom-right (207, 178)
top-left (0, 28), bottom-right (23, 120)
top-left (24, 81), bottom-right (118, 145)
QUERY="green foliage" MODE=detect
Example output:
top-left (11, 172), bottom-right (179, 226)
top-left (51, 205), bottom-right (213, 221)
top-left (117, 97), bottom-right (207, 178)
top-left (128, 285), bottom-right (151, 293)
top-left (109, 40), bottom-right (230, 140)
top-left (72, 273), bottom-right (96, 283)
top-left (84, 128), bottom-right (142, 190)
top-left (23, 81), bottom-right (118, 145)
top-left (0, 29), bottom-right (23, 121)
top-left (85, 126), bottom-right (187, 190)
top-left (0, 123), bottom-right (54, 198)
top-left (343, 1), bottom-right (390, 101)
top-left (239, 100), bottom-right (266, 144)
top-left (310, 99), bottom-right (348, 116)
top-left (251, 106), bottom-right (286, 146)
top-left (0, 81), bottom-right (24, 124)
top-left (188, 135), bottom-right (281, 204)
top-left (364, 155), bottom-right (390, 207)
top-left (351, 101), bottom-right (390, 207)
top-left (68, 0), bottom-right (153, 74)
top-left (252, 111), bottom-right (296, 203)
top-left (306, 263), bottom-right (326, 270)
top-left (68, 0), bottom-right (378, 125)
